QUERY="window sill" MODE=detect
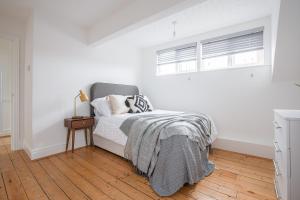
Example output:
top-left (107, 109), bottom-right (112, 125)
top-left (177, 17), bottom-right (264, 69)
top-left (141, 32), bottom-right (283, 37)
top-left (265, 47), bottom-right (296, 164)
top-left (199, 64), bottom-right (271, 72)
top-left (155, 64), bottom-right (271, 77)
top-left (156, 71), bottom-right (197, 76)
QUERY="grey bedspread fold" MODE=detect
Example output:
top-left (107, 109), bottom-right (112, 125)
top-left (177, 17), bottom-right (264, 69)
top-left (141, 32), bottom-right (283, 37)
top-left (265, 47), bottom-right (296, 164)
top-left (120, 113), bottom-right (214, 196)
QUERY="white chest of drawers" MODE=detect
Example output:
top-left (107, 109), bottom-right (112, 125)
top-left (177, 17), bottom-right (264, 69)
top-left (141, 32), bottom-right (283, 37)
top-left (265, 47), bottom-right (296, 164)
top-left (273, 110), bottom-right (300, 200)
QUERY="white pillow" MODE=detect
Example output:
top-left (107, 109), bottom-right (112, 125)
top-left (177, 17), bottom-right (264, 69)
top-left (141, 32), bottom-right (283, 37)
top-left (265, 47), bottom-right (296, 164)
top-left (90, 97), bottom-right (112, 117)
top-left (108, 95), bottom-right (130, 114)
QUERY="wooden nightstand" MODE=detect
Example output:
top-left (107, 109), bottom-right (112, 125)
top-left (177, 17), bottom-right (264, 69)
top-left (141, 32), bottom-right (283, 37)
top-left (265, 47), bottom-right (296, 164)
top-left (64, 117), bottom-right (95, 152)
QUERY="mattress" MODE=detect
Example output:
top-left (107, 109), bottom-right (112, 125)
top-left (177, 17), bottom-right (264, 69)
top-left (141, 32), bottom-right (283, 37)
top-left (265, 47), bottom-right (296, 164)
top-left (93, 110), bottom-right (182, 146)
top-left (93, 109), bottom-right (218, 149)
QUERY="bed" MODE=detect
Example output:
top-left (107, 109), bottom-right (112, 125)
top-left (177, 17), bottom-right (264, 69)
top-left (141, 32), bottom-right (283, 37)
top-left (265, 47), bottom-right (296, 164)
top-left (90, 82), bottom-right (140, 157)
top-left (90, 82), bottom-right (217, 196)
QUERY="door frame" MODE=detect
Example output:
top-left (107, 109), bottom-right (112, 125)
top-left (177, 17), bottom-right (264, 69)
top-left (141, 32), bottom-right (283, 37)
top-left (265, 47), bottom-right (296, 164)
top-left (0, 35), bottom-right (20, 150)
top-left (11, 38), bottom-right (20, 150)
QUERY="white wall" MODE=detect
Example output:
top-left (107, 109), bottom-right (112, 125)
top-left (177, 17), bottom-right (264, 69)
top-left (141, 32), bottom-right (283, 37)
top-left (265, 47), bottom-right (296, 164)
top-left (0, 38), bottom-right (12, 134)
top-left (140, 17), bottom-right (300, 158)
top-left (272, 0), bottom-right (300, 81)
top-left (28, 12), bottom-right (141, 159)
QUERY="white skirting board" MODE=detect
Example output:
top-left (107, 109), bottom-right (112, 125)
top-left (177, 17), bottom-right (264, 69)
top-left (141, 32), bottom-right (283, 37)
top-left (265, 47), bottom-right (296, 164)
top-left (212, 137), bottom-right (274, 159)
top-left (23, 141), bottom-right (32, 159)
top-left (0, 130), bottom-right (11, 137)
top-left (23, 138), bottom-right (88, 160)
top-left (23, 136), bottom-right (274, 160)
top-left (23, 135), bottom-right (125, 160)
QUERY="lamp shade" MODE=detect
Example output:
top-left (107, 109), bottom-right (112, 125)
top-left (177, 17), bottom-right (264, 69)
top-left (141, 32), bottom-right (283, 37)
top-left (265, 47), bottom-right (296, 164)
top-left (79, 90), bottom-right (89, 102)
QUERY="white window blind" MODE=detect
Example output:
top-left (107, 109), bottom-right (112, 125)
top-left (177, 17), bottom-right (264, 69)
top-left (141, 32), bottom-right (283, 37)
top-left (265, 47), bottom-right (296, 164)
top-left (157, 43), bottom-right (197, 65)
top-left (156, 43), bottom-right (197, 75)
top-left (201, 27), bottom-right (264, 59)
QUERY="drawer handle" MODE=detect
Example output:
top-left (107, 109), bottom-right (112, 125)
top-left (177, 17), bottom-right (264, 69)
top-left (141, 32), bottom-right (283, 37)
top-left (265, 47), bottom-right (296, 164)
top-left (273, 160), bottom-right (281, 176)
top-left (274, 142), bottom-right (281, 153)
top-left (274, 179), bottom-right (282, 200)
top-left (273, 121), bottom-right (282, 129)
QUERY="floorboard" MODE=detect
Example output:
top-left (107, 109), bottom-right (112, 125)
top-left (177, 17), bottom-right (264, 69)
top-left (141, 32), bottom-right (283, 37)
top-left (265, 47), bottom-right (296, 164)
top-left (39, 158), bottom-right (90, 200)
top-left (57, 153), bottom-right (132, 200)
top-left (2, 170), bottom-right (28, 200)
top-left (8, 151), bottom-right (49, 200)
top-left (0, 174), bottom-right (8, 200)
top-left (48, 156), bottom-right (111, 200)
top-left (19, 151), bottom-right (70, 200)
top-left (0, 137), bottom-right (275, 200)
top-left (60, 153), bottom-right (153, 200)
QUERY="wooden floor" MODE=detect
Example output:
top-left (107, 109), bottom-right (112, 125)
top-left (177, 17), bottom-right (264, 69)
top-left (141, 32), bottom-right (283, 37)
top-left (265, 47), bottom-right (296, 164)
top-left (0, 136), bottom-right (276, 200)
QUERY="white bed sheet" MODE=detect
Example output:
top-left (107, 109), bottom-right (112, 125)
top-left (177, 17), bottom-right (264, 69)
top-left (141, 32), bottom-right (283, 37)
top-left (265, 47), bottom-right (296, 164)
top-left (93, 109), bottom-right (218, 147)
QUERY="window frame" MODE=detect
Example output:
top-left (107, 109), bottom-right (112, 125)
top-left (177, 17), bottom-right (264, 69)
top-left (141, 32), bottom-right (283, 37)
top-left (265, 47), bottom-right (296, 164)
top-left (155, 24), bottom-right (269, 76)
top-left (199, 27), bottom-right (265, 72)
top-left (156, 42), bottom-right (198, 76)
top-left (199, 46), bottom-right (265, 72)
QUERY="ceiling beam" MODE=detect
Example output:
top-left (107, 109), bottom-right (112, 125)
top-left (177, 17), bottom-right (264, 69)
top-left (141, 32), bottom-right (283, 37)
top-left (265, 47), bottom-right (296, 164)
top-left (88, 0), bottom-right (206, 46)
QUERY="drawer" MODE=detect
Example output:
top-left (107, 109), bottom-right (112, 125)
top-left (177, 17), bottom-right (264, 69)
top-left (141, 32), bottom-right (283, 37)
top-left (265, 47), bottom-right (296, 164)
top-left (274, 113), bottom-right (289, 151)
top-left (274, 176), bottom-right (282, 200)
top-left (72, 119), bottom-right (94, 129)
top-left (274, 142), bottom-right (284, 172)
top-left (275, 172), bottom-right (289, 200)
top-left (273, 156), bottom-right (282, 178)
top-left (274, 152), bottom-right (289, 200)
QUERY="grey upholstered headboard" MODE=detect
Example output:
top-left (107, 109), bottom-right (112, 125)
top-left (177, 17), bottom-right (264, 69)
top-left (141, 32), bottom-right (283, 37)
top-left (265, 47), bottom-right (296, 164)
top-left (90, 82), bottom-right (139, 116)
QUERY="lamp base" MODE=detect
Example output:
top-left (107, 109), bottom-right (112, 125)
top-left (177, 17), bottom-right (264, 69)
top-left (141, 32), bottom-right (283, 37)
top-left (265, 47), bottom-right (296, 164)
top-left (72, 116), bottom-right (85, 119)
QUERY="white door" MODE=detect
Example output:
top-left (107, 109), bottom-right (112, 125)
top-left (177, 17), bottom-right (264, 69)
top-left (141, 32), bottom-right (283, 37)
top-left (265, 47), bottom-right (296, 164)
top-left (0, 38), bottom-right (12, 136)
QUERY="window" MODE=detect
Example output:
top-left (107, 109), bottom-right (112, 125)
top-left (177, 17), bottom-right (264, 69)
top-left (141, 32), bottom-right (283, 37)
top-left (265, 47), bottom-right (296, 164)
top-left (200, 27), bottom-right (264, 71)
top-left (156, 43), bottom-right (197, 76)
top-left (155, 27), bottom-right (265, 75)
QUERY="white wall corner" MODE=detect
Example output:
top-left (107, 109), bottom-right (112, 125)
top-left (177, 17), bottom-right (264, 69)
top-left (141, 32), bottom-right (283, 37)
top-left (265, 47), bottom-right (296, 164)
top-left (23, 140), bottom-right (33, 160)
top-left (272, 0), bottom-right (300, 81)
top-left (212, 137), bottom-right (274, 159)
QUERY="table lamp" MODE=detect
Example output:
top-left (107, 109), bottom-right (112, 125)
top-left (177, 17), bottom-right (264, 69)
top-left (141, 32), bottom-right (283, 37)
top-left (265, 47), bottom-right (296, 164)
top-left (73, 90), bottom-right (89, 119)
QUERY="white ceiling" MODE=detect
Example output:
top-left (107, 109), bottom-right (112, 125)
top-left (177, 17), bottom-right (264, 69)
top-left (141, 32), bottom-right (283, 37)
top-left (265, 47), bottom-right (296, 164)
top-left (0, 0), bottom-right (276, 47)
top-left (35, 0), bottom-right (136, 29)
top-left (113, 0), bottom-right (275, 48)
top-left (0, 0), bottom-right (135, 28)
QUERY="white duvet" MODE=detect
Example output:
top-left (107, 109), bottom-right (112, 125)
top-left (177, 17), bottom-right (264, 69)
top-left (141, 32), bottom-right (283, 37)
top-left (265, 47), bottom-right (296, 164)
top-left (93, 109), bottom-right (218, 146)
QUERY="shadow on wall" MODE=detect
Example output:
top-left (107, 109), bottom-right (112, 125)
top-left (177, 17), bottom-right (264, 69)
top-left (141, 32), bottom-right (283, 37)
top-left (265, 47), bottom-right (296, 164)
top-left (32, 100), bottom-right (90, 149)
top-left (35, 10), bottom-right (87, 44)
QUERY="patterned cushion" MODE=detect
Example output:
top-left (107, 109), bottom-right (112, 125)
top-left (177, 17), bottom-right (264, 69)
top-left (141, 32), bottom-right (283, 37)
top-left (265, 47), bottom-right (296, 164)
top-left (126, 95), bottom-right (152, 113)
